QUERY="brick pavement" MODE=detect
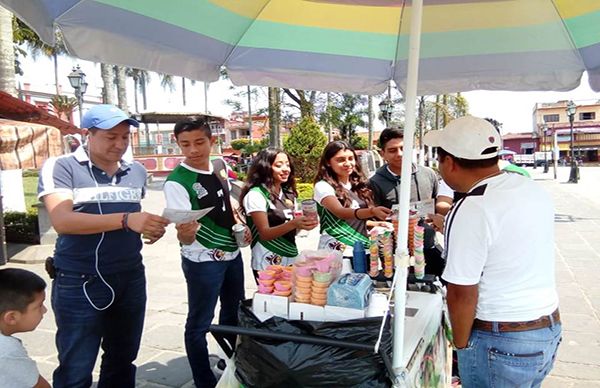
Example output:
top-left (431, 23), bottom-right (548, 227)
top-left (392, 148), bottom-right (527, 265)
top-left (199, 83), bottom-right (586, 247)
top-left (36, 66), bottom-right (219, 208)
top-left (4, 166), bottom-right (600, 387)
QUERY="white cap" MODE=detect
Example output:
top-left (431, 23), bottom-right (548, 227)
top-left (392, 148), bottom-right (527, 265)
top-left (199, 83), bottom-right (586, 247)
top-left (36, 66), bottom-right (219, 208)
top-left (423, 116), bottom-right (501, 160)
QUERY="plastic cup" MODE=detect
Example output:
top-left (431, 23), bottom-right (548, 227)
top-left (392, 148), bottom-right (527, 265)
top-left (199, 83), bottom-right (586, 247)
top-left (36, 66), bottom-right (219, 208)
top-left (301, 199), bottom-right (318, 222)
top-left (232, 224), bottom-right (249, 247)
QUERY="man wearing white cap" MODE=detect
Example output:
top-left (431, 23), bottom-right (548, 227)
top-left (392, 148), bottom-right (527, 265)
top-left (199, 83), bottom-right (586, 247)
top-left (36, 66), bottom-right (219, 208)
top-left (38, 105), bottom-right (169, 387)
top-left (424, 116), bottom-right (561, 388)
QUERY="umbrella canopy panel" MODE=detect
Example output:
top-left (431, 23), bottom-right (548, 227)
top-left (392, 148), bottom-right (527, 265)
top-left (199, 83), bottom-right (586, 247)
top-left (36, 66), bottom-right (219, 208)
top-left (3, 0), bottom-right (600, 94)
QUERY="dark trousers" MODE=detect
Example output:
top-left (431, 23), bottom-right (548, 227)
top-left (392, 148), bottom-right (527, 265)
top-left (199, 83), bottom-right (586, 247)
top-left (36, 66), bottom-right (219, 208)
top-left (181, 255), bottom-right (245, 388)
top-left (52, 266), bottom-right (146, 388)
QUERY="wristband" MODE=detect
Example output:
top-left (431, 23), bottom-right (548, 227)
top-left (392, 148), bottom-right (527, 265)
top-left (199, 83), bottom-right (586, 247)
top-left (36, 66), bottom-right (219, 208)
top-left (121, 212), bottom-right (130, 232)
top-left (354, 208), bottom-right (361, 220)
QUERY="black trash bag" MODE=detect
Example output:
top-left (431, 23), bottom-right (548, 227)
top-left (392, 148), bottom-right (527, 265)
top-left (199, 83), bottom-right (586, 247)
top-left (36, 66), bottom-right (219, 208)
top-left (235, 300), bottom-right (392, 388)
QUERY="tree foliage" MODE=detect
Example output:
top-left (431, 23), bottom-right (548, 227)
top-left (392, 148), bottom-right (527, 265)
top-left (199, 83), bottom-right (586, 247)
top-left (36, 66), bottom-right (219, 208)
top-left (49, 95), bottom-right (78, 121)
top-left (230, 137), bottom-right (269, 155)
top-left (329, 94), bottom-right (367, 143)
top-left (283, 118), bottom-right (327, 183)
top-left (351, 135), bottom-right (369, 150)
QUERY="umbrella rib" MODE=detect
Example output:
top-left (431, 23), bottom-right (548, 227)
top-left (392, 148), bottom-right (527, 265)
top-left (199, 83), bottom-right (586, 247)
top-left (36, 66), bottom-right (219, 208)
top-left (549, 0), bottom-right (585, 66)
top-left (391, 0), bottom-right (408, 82)
top-left (221, 0), bottom-right (273, 70)
top-left (55, 0), bottom-right (87, 23)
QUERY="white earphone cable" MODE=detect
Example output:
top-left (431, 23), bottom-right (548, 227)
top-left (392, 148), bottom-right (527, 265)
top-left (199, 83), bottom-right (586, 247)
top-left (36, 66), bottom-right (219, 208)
top-left (83, 160), bottom-right (115, 311)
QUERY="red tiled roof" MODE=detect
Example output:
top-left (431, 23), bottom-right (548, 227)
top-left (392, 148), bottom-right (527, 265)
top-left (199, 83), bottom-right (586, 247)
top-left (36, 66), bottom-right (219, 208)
top-left (0, 91), bottom-right (80, 134)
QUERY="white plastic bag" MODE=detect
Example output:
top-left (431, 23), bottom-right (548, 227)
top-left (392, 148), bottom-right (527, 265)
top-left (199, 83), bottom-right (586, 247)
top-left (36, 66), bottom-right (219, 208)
top-left (215, 357), bottom-right (240, 388)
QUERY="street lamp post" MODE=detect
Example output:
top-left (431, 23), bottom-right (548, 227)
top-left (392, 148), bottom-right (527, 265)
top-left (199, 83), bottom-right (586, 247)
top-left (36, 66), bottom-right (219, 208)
top-left (378, 98), bottom-right (392, 128)
top-left (543, 124), bottom-right (549, 173)
top-left (68, 65), bottom-right (88, 126)
top-left (532, 131), bottom-right (539, 169)
top-left (566, 101), bottom-right (578, 183)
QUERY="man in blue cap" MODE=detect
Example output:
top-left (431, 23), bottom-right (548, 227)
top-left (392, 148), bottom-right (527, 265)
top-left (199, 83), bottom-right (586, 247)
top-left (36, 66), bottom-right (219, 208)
top-left (38, 105), bottom-right (169, 388)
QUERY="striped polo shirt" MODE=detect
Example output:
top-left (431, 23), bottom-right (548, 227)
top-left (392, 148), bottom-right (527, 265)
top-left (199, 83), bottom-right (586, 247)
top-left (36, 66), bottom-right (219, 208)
top-left (38, 146), bottom-right (147, 274)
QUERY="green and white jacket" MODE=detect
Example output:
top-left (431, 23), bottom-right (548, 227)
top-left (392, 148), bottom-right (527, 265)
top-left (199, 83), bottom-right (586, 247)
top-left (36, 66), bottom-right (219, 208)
top-left (243, 185), bottom-right (298, 270)
top-left (164, 160), bottom-right (239, 262)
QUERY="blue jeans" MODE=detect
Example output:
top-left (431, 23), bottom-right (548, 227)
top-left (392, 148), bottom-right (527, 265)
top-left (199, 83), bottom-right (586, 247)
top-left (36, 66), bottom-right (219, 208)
top-left (181, 255), bottom-right (245, 388)
top-left (457, 319), bottom-right (562, 388)
top-left (51, 266), bottom-right (146, 388)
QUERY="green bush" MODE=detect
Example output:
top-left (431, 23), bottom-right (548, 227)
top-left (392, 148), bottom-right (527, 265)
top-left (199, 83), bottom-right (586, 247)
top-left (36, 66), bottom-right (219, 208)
top-left (22, 169), bottom-right (39, 178)
top-left (231, 138), bottom-right (250, 151)
top-left (351, 135), bottom-right (369, 150)
top-left (296, 183), bottom-right (314, 201)
top-left (3, 211), bottom-right (39, 244)
top-left (284, 118), bottom-right (327, 183)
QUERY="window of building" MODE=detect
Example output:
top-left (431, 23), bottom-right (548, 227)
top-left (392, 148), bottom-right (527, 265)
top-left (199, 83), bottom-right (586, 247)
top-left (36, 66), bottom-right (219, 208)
top-left (543, 114), bottom-right (559, 123)
top-left (579, 112), bottom-right (595, 120)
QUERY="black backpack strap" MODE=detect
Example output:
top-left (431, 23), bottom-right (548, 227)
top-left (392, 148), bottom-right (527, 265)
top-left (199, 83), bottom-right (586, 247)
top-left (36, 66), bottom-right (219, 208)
top-left (211, 158), bottom-right (230, 198)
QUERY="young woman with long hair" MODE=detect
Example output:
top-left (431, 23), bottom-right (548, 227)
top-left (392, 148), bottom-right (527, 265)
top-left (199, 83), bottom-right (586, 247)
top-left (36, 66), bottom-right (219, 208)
top-left (313, 140), bottom-right (391, 258)
top-left (241, 147), bottom-right (318, 280)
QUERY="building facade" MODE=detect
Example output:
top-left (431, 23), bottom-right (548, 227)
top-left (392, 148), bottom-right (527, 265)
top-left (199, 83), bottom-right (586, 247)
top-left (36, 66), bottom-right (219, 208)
top-left (533, 100), bottom-right (600, 163)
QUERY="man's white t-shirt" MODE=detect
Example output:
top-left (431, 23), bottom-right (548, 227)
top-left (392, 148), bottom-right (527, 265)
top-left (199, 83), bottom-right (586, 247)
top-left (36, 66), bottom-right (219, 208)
top-left (437, 179), bottom-right (454, 199)
top-left (0, 334), bottom-right (39, 388)
top-left (442, 172), bottom-right (558, 322)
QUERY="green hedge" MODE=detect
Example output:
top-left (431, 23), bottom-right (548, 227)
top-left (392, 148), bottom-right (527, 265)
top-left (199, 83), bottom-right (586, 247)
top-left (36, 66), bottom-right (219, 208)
top-left (3, 211), bottom-right (39, 244)
top-left (296, 183), bottom-right (314, 201)
top-left (22, 169), bottom-right (39, 178)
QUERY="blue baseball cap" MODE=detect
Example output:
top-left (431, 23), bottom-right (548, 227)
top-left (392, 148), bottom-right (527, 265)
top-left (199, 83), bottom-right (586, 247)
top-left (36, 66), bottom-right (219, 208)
top-left (81, 104), bottom-right (139, 129)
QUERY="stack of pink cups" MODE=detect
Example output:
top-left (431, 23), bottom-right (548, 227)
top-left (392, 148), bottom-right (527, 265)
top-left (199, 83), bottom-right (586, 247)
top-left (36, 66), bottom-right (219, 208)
top-left (258, 265), bottom-right (294, 295)
top-left (257, 270), bottom-right (276, 294)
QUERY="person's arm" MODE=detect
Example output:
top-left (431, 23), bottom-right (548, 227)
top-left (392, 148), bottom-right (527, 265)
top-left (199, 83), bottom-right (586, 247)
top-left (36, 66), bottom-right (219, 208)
top-left (164, 181), bottom-right (198, 245)
top-left (314, 180), bottom-right (390, 221)
top-left (250, 211), bottom-right (316, 241)
top-left (435, 196), bottom-right (453, 215)
top-left (320, 196), bottom-right (390, 221)
top-left (446, 283), bottom-right (478, 348)
top-left (426, 213), bottom-right (445, 233)
top-left (33, 374), bottom-right (51, 388)
top-left (442, 200), bottom-right (489, 348)
top-left (436, 179), bottom-right (454, 215)
top-left (244, 190), bottom-right (317, 241)
top-left (42, 193), bottom-right (168, 242)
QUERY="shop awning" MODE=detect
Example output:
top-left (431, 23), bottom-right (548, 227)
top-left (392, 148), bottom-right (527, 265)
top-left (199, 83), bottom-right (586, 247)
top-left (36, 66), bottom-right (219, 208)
top-left (0, 91), bottom-right (80, 135)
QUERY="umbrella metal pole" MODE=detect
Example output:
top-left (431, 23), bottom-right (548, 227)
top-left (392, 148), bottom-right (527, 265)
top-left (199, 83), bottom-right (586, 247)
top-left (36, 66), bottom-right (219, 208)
top-left (392, 0), bottom-right (423, 384)
top-left (553, 131), bottom-right (558, 179)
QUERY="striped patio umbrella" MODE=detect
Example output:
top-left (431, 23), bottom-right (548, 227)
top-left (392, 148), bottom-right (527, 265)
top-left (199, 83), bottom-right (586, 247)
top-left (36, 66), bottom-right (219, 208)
top-left (5, 0), bottom-right (599, 381)
top-left (3, 0), bottom-right (600, 95)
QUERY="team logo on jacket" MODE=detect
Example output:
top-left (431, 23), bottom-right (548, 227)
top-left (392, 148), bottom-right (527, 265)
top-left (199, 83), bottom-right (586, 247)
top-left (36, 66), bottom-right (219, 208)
top-left (266, 253), bottom-right (282, 266)
top-left (211, 249), bottom-right (226, 261)
top-left (328, 241), bottom-right (346, 252)
top-left (192, 182), bottom-right (208, 200)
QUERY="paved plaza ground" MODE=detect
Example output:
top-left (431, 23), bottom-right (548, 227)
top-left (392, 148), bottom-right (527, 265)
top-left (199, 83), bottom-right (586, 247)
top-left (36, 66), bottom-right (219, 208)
top-left (4, 166), bottom-right (600, 387)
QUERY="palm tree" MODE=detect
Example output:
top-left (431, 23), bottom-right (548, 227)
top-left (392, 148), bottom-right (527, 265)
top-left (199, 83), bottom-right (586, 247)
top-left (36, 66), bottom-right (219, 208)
top-left (115, 65), bottom-right (128, 111)
top-left (13, 17), bottom-right (67, 96)
top-left (49, 95), bottom-right (78, 122)
top-left (268, 87), bottom-right (281, 147)
top-left (0, 5), bottom-right (16, 96)
top-left (100, 63), bottom-right (116, 104)
top-left (159, 73), bottom-right (176, 93)
top-left (127, 68), bottom-right (150, 112)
